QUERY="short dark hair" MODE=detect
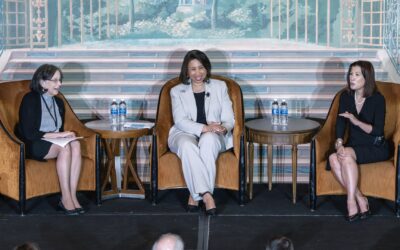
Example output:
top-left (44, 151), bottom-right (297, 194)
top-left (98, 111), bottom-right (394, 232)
top-left (346, 60), bottom-right (376, 97)
top-left (179, 50), bottom-right (211, 85)
top-left (30, 64), bottom-right (63, 93)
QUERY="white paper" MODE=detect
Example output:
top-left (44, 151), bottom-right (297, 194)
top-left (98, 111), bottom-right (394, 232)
top-left (42, 136), bottom-right (84, 147)
top-left (123, 121), bottom-right (154, 129)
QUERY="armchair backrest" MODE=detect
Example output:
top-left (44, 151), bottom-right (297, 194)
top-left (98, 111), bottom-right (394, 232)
top-left (154, 75), bottom-right (244, 157)
top-left (0, 80), bottom-right (31, 138)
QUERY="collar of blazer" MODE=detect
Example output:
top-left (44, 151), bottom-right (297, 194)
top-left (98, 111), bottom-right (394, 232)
top-left (179, 82), bottom-right (212, 122)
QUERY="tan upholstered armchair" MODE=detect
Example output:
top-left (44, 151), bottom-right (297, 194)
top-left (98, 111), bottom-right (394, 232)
top-left (309, 81), bottom-right (400, 216)
top-left (151, 75), bottom-right (246, 205)
top-left (0, 80), bottom-right (101, 214)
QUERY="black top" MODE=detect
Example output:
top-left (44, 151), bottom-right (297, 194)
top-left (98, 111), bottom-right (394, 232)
top-left (194, 92), bottom-right (207, 125)
top-left (336, 91), bottom-right (385, 146)
top-left (17, 91), bottom-right (65, 143)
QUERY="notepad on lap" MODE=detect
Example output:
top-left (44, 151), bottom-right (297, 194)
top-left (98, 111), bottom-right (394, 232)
top-left (42, 136), bottom-right (84, 147)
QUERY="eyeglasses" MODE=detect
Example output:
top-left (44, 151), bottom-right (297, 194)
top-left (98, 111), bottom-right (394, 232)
top-left (47, 79), bottom-right (62, 83)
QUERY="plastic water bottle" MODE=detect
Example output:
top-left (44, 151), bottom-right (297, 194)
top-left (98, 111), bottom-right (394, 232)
top-left (119, 99), bottom-right (127, 124)
top-left (271, 99), bottom-right (279, 125)
top-left (110, 99), bottom-right (119, 125)
top-left (280, 99), bottom-right (288, 126)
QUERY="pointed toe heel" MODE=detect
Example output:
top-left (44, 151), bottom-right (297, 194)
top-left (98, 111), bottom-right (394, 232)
top-left (57, 201), bottom-right (79, 216)
top-left (205, 207), bottom-right (217, 216)
top-left (345, 213), bottom-right (360, 222)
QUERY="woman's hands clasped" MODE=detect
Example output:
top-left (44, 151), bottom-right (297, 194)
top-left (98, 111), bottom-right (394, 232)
top-left (202, 122), bottom-right (227, 135)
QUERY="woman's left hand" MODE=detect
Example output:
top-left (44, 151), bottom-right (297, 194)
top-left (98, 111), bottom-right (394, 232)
top-left (338, 111), bottom-right (360, 126)
top-left (208, 122), bottom-right (227, 135)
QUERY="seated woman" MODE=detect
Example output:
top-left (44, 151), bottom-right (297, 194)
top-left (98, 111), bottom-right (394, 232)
top-left (168, 50), bottom-right (235, 215)
top-left (328, 60), bottom-right (392, 222)
top-left (18, 64), bottom-right (84, 215)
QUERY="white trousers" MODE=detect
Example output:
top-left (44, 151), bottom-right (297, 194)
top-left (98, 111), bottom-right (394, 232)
top-left (168, 131), bottom-right (225, 201)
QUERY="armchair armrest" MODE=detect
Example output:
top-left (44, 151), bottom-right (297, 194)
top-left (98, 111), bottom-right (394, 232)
top-left (61, 99), bottom-right (97, 160)
top-left (0, 121), bottom-right (23, 200)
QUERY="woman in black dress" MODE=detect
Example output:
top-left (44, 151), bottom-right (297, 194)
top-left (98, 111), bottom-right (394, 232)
top-left (18, 64), bottom-right (84, 215)
top-left (328, 60), bottom-right (391, 221)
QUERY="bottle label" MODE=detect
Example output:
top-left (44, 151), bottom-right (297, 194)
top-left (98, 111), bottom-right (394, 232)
top-left (272, 109), bottom-right (279, 115)
top-left (280, 109), bottom-right (288, 115)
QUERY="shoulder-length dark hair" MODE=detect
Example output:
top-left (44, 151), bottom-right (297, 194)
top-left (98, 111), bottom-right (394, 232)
top-left (179, 50), bottom-right (211, 85)
top-left (30, 64), bottom-right (63, 93)
top-left (346, 60), bottom-right (376, 97)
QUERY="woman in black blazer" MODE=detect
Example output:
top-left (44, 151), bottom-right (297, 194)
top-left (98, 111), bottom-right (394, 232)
top-left (18, 64), bottom-right (84, 215)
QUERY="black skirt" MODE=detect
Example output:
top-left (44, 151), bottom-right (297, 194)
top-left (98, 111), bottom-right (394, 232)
top-left (351, 141), bottom-right (393, 164)
top-left (25, 139), bottom-right (53, 161)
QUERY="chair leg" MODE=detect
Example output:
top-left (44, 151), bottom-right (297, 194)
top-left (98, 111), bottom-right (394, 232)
top-left (19, 199), bottom-right (26, 216)
top-left (309, 139), bottom-right (317, 211)
top-left (238, 133), bottom-right (246, 206)
top-left (19, 148), bottom-right (26, 215)
top-left (151, 135), bottom-right (158, 205)
top-left (95, 134), bottom-right (102, 205)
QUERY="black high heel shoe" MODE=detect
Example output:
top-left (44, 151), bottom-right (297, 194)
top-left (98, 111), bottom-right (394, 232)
top-left (200, 192), bottom-right (217, 216)
top-left (359, 198), bottom-right (371, 220)
top-left (187, 196), bottom-right (200, 213)
top-left (345, 212), bottom-right (360, 222)
top-left (75, 207), bottom-right (86, 214)
top-left (57, 201), bottom-right (79, 216)
top-left (187, 204), bottom-right (200, 213)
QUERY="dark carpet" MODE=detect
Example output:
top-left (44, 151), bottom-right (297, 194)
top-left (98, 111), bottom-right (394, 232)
top-left (0, 184), bottom-right (399, 250)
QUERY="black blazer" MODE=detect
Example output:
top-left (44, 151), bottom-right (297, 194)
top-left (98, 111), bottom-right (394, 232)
top-left (17, 91), bottom-right (65, 143)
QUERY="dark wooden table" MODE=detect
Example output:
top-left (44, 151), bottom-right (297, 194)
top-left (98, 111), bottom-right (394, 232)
top-left (246, 117), bottom-right (320, 203)
top-left (86, 120), bottom-right (153, 200)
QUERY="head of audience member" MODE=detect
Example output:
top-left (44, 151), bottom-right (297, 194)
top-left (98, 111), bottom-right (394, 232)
top-left (13, 242), bottom-right (40, 250)
top-left (265, 236), bottom-right (294, 250)
top-left (30, 64), bottom-right (64, 96)
top-left (152, 233), bottom-right (184, 250)
top-left (179, 49), bottom-right (212, 85)
top-left (346, 60), bottom-right (376, 98)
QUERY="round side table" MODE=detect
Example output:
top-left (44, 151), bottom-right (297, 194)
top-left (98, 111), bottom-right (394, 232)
top-left (246, 117), bottom-right (320, 203)
top-left (86, 120), bottom-right (153, 200)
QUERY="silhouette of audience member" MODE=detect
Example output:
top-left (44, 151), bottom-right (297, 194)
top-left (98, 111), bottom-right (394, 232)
top-left (152, 233), bottom-right (184, 250)
top-left (266, 236), bottom-right (294, 250)
top-left (13, 242), bottom-right (40, 250)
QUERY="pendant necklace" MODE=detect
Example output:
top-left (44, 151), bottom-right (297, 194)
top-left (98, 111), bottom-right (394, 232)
top-left (41, 94), bottom-right (58, 128)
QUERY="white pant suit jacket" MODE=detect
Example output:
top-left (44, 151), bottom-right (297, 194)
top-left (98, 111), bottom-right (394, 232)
top-left (168, 79), bottom-right (235, 201)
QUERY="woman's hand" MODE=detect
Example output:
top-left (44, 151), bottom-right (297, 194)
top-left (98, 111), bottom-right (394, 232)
top-left (338, 111), bottom-right (361, 126)
top-left (59, 131), bottom-right (76, 138)
top-left (202, 122), bottom-right (227, 135)
top-left (336, 145), bottom-right (349, 160)
top-left (43, 131), bottom-right (76, 139)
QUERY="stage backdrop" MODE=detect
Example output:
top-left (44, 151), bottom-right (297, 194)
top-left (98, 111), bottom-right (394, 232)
top-left (0, 0), bottom-right (399, 184)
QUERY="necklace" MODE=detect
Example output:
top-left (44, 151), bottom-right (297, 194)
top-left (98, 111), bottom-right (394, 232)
top-left (354, 92), bottom-right (365, 105)
top-left (192, 82), bottom-right (205, 93)
top-left (41, 94), bottom-right (58, 128)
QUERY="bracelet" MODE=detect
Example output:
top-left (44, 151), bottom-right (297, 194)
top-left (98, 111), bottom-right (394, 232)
top-left (335, 139), bottom-right (343, 149)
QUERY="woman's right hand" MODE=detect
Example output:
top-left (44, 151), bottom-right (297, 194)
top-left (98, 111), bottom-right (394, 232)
top-left (44, 131), bottom-right (76, 139)
top-left (202, 123), bottom-right (227, 135)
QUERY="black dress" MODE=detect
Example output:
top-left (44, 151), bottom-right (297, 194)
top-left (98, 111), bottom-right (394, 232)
top-left (336, 91), bottom-right (392, 164)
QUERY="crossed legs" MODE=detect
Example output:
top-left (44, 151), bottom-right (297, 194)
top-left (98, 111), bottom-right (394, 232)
top-left (329, 147), bottom-right (369, 217)
top-left (45, 140), bottom-right (82, 210)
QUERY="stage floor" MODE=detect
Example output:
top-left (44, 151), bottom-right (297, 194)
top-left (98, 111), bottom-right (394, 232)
top-left (0, 184), bottom-right (398, 250)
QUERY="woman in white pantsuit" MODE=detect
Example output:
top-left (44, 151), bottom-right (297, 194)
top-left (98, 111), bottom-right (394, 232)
top-left (168, 50), bottom-right (235, 215)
